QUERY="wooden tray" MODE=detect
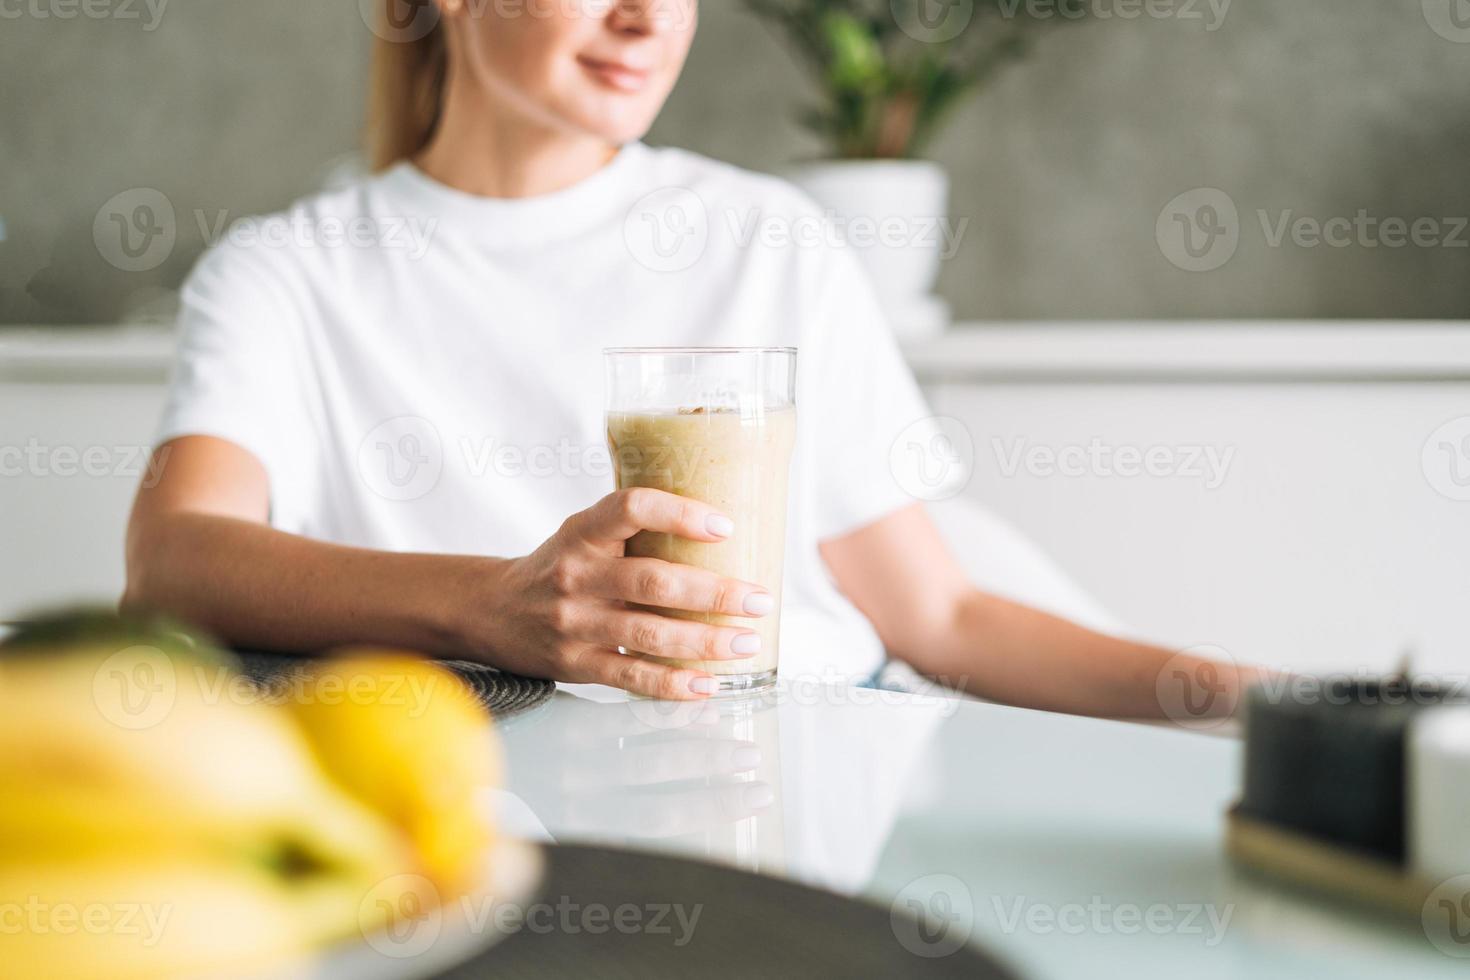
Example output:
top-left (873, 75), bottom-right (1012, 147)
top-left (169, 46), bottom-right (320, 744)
top-left (1226, 806), bottom-right (1438, 918)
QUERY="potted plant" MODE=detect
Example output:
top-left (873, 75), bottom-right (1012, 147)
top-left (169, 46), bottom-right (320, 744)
top-left (745, 0), bottom-right (1076, 338)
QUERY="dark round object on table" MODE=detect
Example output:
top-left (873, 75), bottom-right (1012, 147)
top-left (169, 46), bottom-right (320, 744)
top-left (1240, 677), bottom-right (1452, 862)
top-left (231, 650), bottom-right (555, 720)
top-left (440, 844), bottom-right (1016, 979)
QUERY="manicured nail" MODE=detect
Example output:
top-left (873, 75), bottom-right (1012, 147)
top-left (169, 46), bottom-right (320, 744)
top-left (742, 784), bottom-right (775, 810)
top-left (731, 745), bottom-right (762, 770)
top-left (706, 514), bottom-right (735, 538)
top-left (743, 592), bottom-right (775, 617)
top-left (731, 633), bottom-right (761, 656)
top-left (689, 676), bottom-right (720, 696)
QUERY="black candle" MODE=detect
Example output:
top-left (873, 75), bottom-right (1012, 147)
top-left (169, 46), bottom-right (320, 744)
top-left (1240, 676), bottom-right (1451, 863)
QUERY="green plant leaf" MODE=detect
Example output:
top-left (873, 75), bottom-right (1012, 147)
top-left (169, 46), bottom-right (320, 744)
top-left (822, 12), bottom-right (886, 91)
top-left (741, 0), bottom-right (1089, 158)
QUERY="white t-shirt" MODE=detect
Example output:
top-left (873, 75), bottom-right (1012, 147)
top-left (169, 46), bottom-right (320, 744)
top-left (157, 142), bottom-right (932, 683)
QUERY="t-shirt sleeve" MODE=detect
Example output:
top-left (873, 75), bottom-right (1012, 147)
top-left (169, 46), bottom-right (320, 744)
top-left (801, 243), bottom-right (935, 542)
top-left (155, 242), bottom-right (314, 530)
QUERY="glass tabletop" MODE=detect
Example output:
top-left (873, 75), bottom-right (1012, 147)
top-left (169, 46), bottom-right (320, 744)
top-left (493, 680), bottom-right (1462, 979)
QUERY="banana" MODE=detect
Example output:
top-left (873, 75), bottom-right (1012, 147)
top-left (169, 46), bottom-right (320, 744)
top-left (284, 652), bottom-right (502, 897)
top-left (0, 642), bottom-right (410, 882)
top-left (0, 613), bottom-right (504, 978)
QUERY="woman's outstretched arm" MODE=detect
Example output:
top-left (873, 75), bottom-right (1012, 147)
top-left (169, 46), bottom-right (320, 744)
top-left (124, 436), bottom-right (772, 700)
top-left (820, 502), bottom-right (1272, 721)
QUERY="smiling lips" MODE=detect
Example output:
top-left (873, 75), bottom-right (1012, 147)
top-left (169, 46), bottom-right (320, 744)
top-left (577, 55), bottom-right (655, 93)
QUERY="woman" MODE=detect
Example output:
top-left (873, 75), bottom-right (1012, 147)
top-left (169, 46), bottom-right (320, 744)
top-left (125, 0), bottom-right (1259, 715)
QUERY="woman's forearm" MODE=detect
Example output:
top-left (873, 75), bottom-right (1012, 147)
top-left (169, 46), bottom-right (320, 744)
top-left (122, 486), bottom-right (775, 699)
top-left (819, 505), bottom-right (1268, 721)
top-left (123, 511), bottom-right (494, 656)
top-left (914, 591), bottom-right (1264, 721)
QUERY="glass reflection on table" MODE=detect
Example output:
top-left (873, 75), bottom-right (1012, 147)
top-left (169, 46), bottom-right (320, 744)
top-left (495, 680), bottom-right (950, 894)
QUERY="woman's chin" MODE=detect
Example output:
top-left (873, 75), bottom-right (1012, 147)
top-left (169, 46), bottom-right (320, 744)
top-left (557, 97), bottom-right (663, 146)
top-left (568, 119), bottom-right (654, 147)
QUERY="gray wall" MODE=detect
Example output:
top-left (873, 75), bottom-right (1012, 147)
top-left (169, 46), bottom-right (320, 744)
top-left (4, 0), bottom-right (1469, 324)
top-left (1, 1), bottom-right (370, 325)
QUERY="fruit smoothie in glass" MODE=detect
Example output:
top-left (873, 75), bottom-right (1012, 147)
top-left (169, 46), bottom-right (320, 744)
top-left (604, 348), bottom-right (797, 695)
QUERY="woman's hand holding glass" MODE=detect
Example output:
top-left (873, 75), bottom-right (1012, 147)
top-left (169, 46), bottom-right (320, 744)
top-left (470, 488), bottom-right (775, 699)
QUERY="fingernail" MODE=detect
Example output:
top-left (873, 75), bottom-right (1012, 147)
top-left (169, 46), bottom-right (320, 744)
top-left (742, 783), bottom-right (775, 810)
top-left (731, 745), bottom-right (762, 770)
top-left (730, 633), bottom-right (761, 656)
top-left (743, 592), bottom-right (775, 616)
top-left (706, 514), bottom-right (735, 538)
top-left (688, 676), bottom-right (720, 696)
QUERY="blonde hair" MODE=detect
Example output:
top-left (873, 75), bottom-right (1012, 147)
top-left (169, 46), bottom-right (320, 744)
top-left (365, 0), bottom-right (450, 172)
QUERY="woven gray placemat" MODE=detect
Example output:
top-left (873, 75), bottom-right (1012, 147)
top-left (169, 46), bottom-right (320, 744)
top-left (435, 659), bottom-right (557, 719)
top-left (232, 651), bottom-right (556, 720)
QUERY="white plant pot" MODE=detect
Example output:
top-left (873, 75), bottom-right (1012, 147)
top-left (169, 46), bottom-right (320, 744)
top-left (782, 159), bottom-right (953, 341)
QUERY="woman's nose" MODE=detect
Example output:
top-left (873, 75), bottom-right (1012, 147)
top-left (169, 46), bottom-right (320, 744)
top-left (606, 0), bottom-right (693, 36)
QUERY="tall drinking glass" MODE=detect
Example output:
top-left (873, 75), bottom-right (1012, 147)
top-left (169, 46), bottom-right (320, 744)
top-left (604, 347), bottom-right (798, 696)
